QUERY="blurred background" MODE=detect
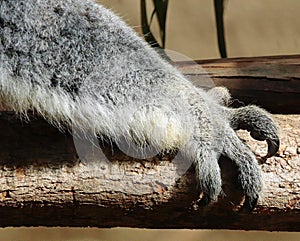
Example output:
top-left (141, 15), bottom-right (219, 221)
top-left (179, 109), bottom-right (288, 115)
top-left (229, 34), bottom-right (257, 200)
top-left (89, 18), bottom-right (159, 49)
top-left (99, 0), bottom-right (300, 59)
top-left (1, 0), bottom-right (300, 240)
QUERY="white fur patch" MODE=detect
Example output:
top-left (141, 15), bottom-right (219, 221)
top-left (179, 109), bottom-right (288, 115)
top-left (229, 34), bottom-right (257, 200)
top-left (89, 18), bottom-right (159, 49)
top-left (0, 66), bottom-right (192, 153)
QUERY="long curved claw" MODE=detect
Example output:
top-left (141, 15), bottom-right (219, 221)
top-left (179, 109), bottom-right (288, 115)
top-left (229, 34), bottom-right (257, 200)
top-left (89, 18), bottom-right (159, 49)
top-left (265, 138), bottom-right (280, 159)
top-left (250, 131), bottom-right (280, 159)
top-left (197, 193), bottom-right (211, 207)
top-left (250, 131), bottom-right (266, 141)
top-left (242, 195), bottom-right (258, 212)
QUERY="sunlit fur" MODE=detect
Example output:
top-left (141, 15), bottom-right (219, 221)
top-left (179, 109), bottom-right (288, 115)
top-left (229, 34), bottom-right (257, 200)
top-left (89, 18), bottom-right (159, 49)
top-left (0, 0), bottom-right (278, 206)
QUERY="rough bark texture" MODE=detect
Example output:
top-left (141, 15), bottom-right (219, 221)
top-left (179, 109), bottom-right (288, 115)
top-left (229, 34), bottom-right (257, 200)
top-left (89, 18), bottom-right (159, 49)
top-left (0, 113), bottom-right (298, 230)
top-left (0, 56), bottom-right (299, 231)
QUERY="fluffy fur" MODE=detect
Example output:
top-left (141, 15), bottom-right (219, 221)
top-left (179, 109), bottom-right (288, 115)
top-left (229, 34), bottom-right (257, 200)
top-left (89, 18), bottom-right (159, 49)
top-left (0, 0), bottom-right (279, 209)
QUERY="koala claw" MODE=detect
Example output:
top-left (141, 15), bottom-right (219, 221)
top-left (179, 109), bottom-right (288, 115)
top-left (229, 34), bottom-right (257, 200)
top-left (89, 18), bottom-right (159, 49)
top-left (266, 138), bottom-right (280, 159)
top-left (227, 105), bottom-right (280, 159)
top-left (242, 195), bottom-right (259, 212)
top-left (250, 130), bottom-right (280, 159)
top-left (197, 194), bottom-right (211, 207)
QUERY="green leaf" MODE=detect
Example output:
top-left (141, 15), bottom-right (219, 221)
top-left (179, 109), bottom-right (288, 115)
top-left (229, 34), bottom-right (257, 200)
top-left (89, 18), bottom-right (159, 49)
top-left (152, 0), bottom-right (169, 48)
top-left (140, 0), bottom-right (161, 48)
top-left (140, 0), bottom-right (171, 62)
top-left (214, 0), bottom-right (227, 58)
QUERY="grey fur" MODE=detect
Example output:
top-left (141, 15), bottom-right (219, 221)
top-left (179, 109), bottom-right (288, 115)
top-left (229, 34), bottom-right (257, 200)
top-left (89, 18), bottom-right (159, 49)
top-left (0, 0), bottom-right (279, 208)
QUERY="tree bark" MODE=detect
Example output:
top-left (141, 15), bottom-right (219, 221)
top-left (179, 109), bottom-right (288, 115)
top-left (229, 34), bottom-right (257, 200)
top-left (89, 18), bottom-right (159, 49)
top-left (0, 55), bottom-right (299, 231)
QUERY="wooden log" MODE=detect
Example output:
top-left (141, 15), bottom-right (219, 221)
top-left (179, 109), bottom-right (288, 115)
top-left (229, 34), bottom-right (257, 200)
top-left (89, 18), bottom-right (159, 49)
top-left (0, 56), bottom-right (299, 230)
top-left (177, 55), bottom-right (300, 114)
top-left (0, 113), bottom-right (299, 230)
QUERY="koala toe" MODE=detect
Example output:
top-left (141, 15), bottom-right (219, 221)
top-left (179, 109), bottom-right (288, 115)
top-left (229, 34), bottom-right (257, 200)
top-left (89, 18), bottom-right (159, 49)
top-left (242, 194), bottom-right (259, 212)
top-left (196, 193), bottom-right (211, 206)
top-left (227, 105), bottom-right (280, 159)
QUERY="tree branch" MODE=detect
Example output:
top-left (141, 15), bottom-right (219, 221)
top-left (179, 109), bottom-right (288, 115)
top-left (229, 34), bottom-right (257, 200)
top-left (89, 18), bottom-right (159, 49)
top-left (0, 55), bottom-right (299, 230)
top-left (178, 55), bottom-right (300, 114)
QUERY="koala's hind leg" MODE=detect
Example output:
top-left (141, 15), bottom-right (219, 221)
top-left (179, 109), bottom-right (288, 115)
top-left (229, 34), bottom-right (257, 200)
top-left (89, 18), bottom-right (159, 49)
top-left (223, 126), bottom-right (263, 210)
top-left (191, 141), bottom-right (222, 204)
top-left (226, 105), bottom-right (279, 158)
top-left (207, 86), bottom-right (279, 157)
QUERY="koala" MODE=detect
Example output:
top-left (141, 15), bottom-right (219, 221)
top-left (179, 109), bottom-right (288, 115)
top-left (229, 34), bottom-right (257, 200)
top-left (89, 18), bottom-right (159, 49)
top-left (0, 0), bottom-right (279, 210)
